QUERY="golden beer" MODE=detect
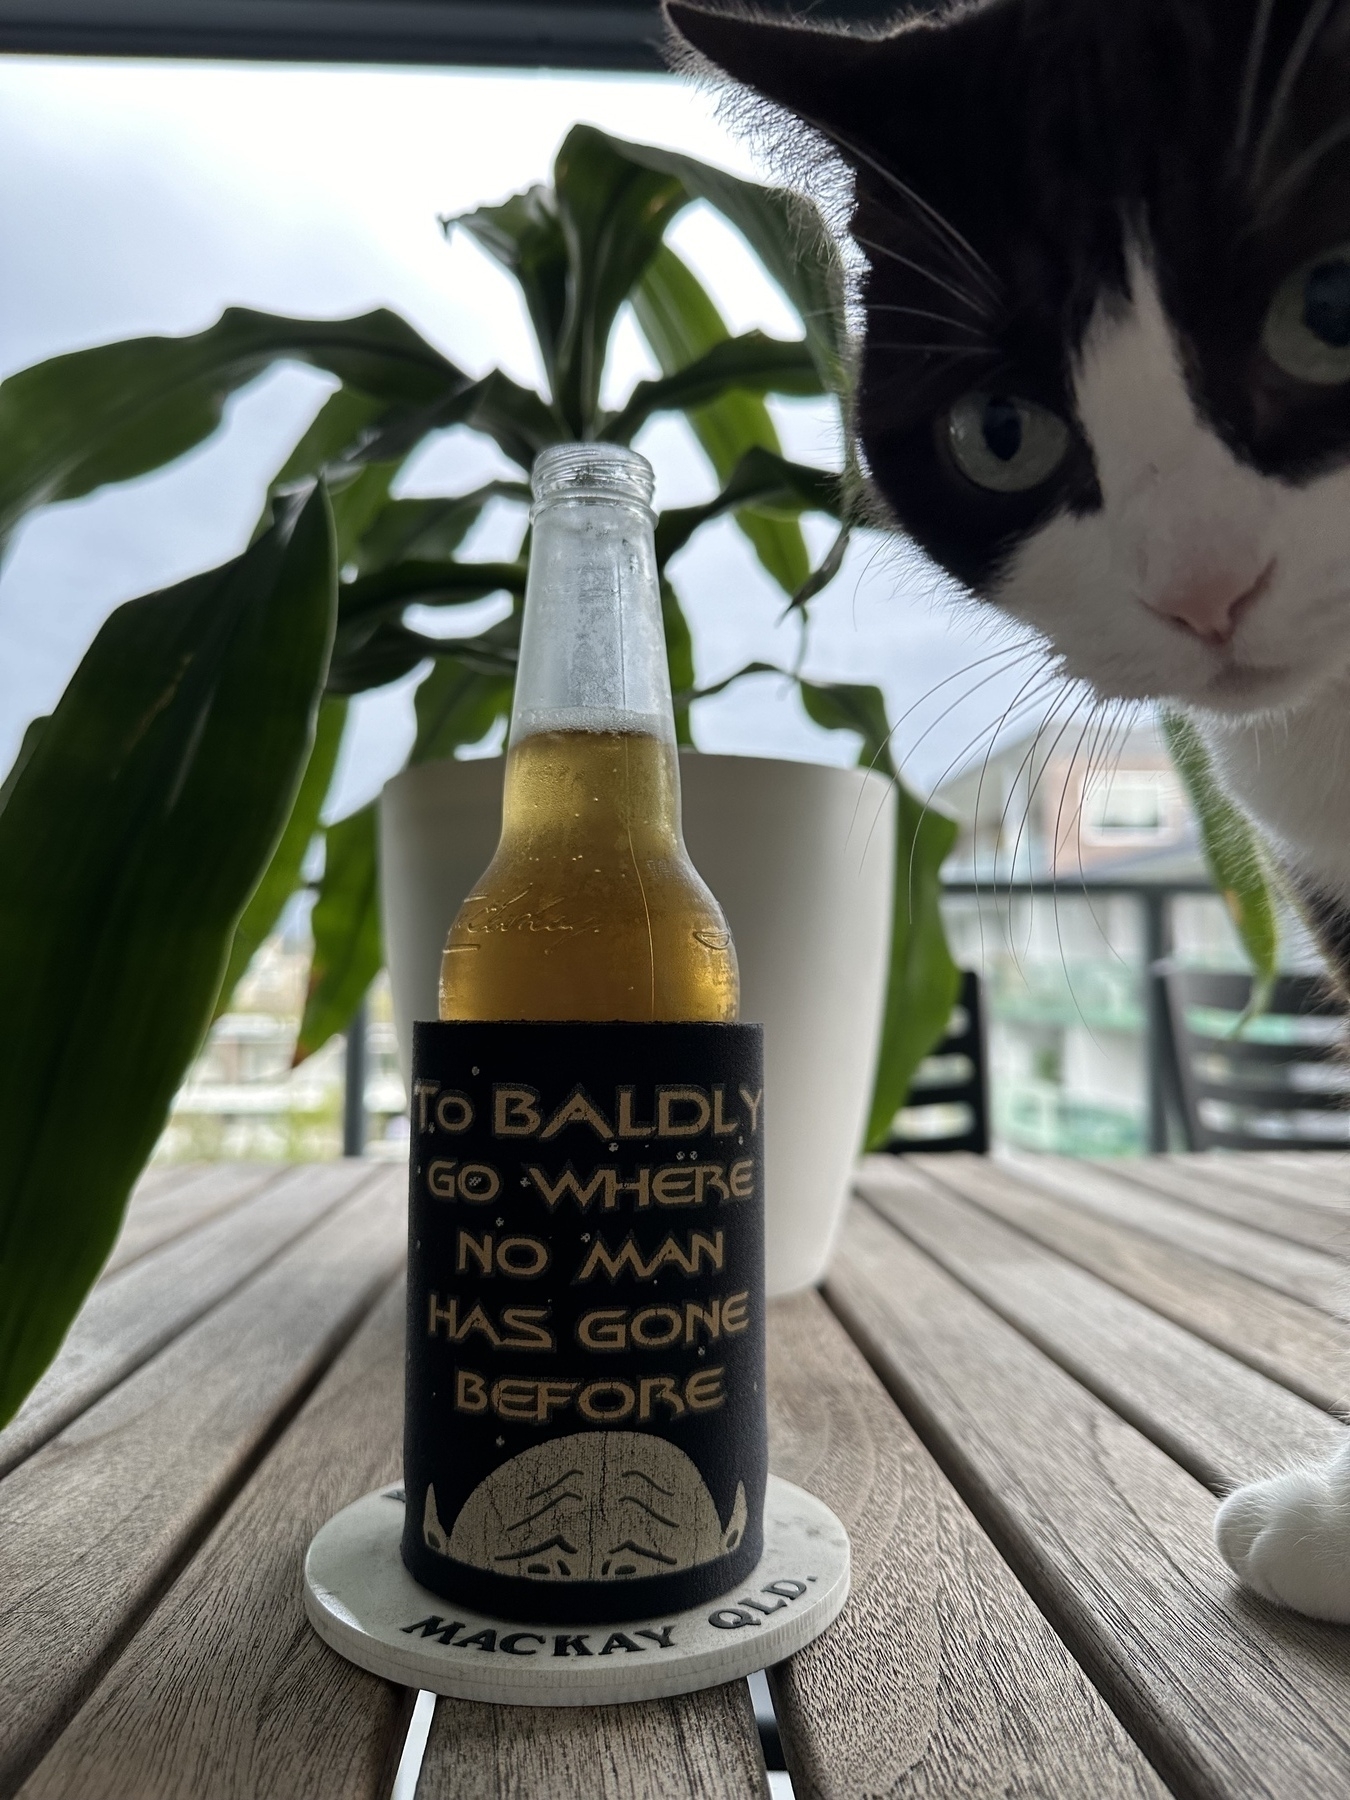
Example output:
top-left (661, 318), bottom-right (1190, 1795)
top-left (439, 445), bottom-right (738, 1025)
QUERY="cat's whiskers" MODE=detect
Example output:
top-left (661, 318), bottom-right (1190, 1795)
top-left (851, 233), bottom-right (996, 322)
top-left (867, 342), bottom-right (994, 360)
top-left (903, 660), bottom-right (1064, 926)
top-left (1255, 114), bottom-right (1350, 223)
top-left (966, 657), bottom-right (1067, 959)
top-left (831, 129), bottom-right (1004, 306)
top-left (1233, 0), bottom-right (1280, 162)
top-left (986, 683), bottom-right (1080, 973)
top-left (1250, 0), bottom-right (1341, 184)
top-left (867, 302), bottom-right (991, 337)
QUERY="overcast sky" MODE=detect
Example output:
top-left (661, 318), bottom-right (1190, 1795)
top-left (0, 55), bottom-right (1049, 818)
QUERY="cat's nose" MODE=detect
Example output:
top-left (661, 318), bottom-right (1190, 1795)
top-left (1145, 562), bottom-right (1274, 647)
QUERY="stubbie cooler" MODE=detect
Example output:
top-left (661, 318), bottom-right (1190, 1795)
top-left (401, 1018), bottom-right (767, 1624)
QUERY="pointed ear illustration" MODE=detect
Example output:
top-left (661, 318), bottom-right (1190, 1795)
top-left (722, 1480), bottom-right (747, 1553)
top-left (423, 1484), bottom-right (450, 1556)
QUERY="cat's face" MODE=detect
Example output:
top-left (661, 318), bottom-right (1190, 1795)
top-left (667, 0), bottom-right (1350, 720)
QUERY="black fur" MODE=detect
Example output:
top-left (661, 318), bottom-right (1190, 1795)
top-left (666, 0), bottom-right (1350, 591)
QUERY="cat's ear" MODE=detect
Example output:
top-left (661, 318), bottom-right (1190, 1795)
top-left (664, 2), bottom-right (882, 136)
top-left (663, 2), bottom-right (990, 169)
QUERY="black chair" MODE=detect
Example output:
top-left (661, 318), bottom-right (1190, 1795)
top-left (883, 969), bottom-right (990, 1154)
top-left (1156, 965), bottom-right (1350, 1150)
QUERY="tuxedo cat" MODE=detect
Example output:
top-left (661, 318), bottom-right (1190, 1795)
top-left (666, 0), bottom-right (1350, 1622)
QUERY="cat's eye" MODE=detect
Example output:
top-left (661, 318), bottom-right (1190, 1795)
top-left (945, 392), bottom-right (1071, 492)
top-left (1263, 246), bottom-right (1350, 383)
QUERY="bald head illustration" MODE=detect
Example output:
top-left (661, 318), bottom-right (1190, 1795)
top-left (427, 1431), bottom-right (746, 1581)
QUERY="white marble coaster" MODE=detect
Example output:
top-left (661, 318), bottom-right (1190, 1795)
top-left (303, 1474), bottom-right (850, 1705)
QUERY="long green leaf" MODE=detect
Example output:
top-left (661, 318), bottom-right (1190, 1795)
top-left (596, 131), bottom-right (851, 394)
top-left (0, 308), bottom-right (469, 550)
top-left (448, 186), bottom-right (570, 408)
top-left (296, 656), bottom-right (520, 1063)
top-left (214, 693), bottom-right (349, 1018)
top-left (634, 246), bottom-right (811, 595)
top-left (0, 486), bottom-right (337, 1426)
top-left (602, 333), bottom-right (822, 445)
top-left (461, 370), bottom-right (562, 470)
top-left (1161, 712), bottom-right (1279, 1004)
top-left (338, 558), bottom-right (527, 629)
top-left (295, 803), bottom-right (382, 1065)
top-left (656, 447), bottom-right (842, 567)
top-left (551, 124), bottom-right (688, 434)
top-left (411, 656), bottom-right (514, 765)
top-left (661, 580), bottom-right (697, 747)
top-left (797, 679), bottom-right (960, 1150)
top-left (352, 482), bottom-right (529, 576)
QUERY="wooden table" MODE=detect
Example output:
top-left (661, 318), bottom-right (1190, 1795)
top-left (4, 1150), bottom-right (1350, 1797)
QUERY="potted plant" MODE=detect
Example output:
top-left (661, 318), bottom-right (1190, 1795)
top-left (0, 124), bottom-right (967, 1426)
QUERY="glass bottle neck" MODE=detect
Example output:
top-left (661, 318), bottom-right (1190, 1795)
top-left (509, 488), bottom-right (675, 750)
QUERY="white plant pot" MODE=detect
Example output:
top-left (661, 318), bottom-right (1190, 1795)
top-left (379, 753), bottom-right (895, 1295)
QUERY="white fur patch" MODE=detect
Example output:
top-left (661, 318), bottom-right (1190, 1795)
top-left (1216, 1443), bottom-right (1350, 1622)
top-left (990, 247), bottom-right (1350, 900)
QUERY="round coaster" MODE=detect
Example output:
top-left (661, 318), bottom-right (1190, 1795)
top-left (303, 1473), bottom-right (849, 1705)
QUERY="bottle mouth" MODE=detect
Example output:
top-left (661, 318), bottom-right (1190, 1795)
top-left (531, 443), bottom-right (655, 511)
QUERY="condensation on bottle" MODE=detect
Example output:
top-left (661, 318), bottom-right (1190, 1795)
top-left (439, 443), bottom-right (739, 1025)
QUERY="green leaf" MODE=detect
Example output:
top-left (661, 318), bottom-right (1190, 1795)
top-left (328, 611), bottom-right (521, 698)
top-left (411, 657), bottom-right (514, 765)
top-left (324, 623), bottom-right (434, 697)
top-left (866, 786), bottom-right (962, 1149)
top-left (788, 524), bottom-right (851, 616)
top-left (259, 388), bottom-right (392, 541)
top-left (449, 186), bottom-right (570, 408)
top-left (1161, 711), bottom-right (1279, 1006)
top-left (338, 558), bottom-right (527, 630)
top-left (0, 715), bottom-right (47, 815)
top-left (797, 679), bottom-right (961, 1150)
top-left (602, 332), bottom-right (823, 445)
top-left (633, 246), bottom-right (812, 596)
top-left (596, 130), bottom-right (851, 394)
top-left (0, 486), bottom-right (337, 1426)
top-left (661, 580), bottom-right (696, 747)
top-left (214, 693), bottom-right (349, 1018)
top-left (0, 308), bottom-right (469, 550)
top-left (551, 124), bottom-right (688, 434)
top-left (352, 482), bottom-right (529, 576)
top-left (656, 447), bottom-right (843, 567)
top-left (461, 369), bottom-right (563, 470)
top-left (295, 802), bottom-right (383, 1064)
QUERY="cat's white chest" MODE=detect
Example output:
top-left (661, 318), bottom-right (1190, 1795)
top-left (1199, 681), bottom-right (1350, 898)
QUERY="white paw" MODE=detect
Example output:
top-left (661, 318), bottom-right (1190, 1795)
top-left (1216, 1446), bottom-right (1350, 1623)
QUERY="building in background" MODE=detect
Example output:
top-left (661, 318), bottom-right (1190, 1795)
top-left (935, 713), bottom-right (1295, 1155)
top-left (154, 916), bottom-right (406, 1164)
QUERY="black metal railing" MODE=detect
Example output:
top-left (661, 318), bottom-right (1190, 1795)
top-left (941, 878), bottom-right (1213, 1152)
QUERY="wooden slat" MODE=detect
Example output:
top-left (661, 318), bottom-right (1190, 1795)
top-left (863, 1165), bottom-right (1342, 1490)
top-left (761, 1292), bottom-right (1165, 1800)
top-left (417, 1683), bottom-right (766, 1800)
top-left (826, 1204), bottom-right (1350, 1799)
top-left (0, 1159), bottom-right (377, 1479)
top-left (1154, 1153), bottom-right (1350, 1219)
top-left (19, 1281), bottom-right (414, 1800)
top-left (997, 1152), bottom-right (1346, 1311)
top-left (104, 1162), bottom-right (277, 1275)
top-left (1077, 1156), bottom-right (1350, 1256)
top-left (0, 1174), bottom-right (404, 1795)
top-left (860, 1156), bottom-right (1350, 1411)
top-left (1219, 1152), bottom-right (1350, 1197)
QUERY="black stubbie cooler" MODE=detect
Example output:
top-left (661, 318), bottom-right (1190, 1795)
top-left (402, 1019), bottom-right (767, 1624)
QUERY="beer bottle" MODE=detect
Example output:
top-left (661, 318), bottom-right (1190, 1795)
top-left (440, 443), bottom-right (738, 1025)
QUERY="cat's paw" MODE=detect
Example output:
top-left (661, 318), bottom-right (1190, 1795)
top-left (1215, 1446), bottom-right (1350, 1623)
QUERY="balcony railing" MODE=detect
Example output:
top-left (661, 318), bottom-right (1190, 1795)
top-left (941, 877), bottom-right (1214, 1153)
